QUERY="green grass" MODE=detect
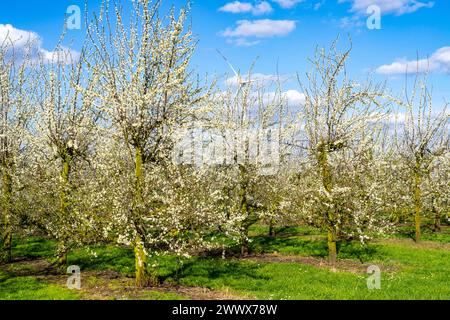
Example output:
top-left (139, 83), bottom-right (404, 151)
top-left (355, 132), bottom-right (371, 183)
top-left (157, 243), bottom-right (450, 299)
top-left (395, 225), bottom-right (450, 243)
top-left (2, 225), bottom-right (450, 300)
top-left (249, 225), bottom-right (320, 237)
top-left (176, 259), bottom-right (371, 299)
top-left (11, 236), bottom-right (56, 260)
top-left (0, 237), bottom-right (81, 300)
top-left (69, 246), bottom-right (136, 277)
top-left (0, 270), bottom-right (80, 300)
top-left (248, 226), bottom-right (385, 263)
top-left (67, 244), bottom-right (450, 299)
top-left (67, 233), bottom-right (450, 299)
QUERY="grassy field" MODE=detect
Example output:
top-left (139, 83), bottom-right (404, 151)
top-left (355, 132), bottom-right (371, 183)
top-left (1, 226), bottom-right (450, 300)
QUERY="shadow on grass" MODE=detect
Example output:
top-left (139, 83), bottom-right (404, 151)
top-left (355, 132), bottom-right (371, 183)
top-left (250, 236), bottom-right (329, 257)
top-left (395, 225), bottom-right (450, 243)
top-left (69, 245), bottom-right (135, 277)
top-left (68, 245), bottom-right (267, 288)
top-left (11, 237), bottom-right (56, 260)
top-left (158, 256), bottom-right (268, 291)
top-left (249, 235), bottom-right (383, 264)
top-left (7, 233), bottom-right (385, 291)
top-left (337, 242), bottom-right (381, 263)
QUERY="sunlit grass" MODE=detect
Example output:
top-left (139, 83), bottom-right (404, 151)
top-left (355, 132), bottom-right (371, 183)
top-left (0, 271), bottom-right (80, 300)
top-left (3, 225), bottom-right (450, 300)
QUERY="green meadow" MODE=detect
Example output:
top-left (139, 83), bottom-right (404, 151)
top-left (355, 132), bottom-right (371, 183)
top-left (2, 226), bottom-right (449, 300)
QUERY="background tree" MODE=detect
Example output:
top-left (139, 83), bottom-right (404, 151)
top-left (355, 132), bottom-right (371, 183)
top-left (87, 0), bottom-right (209, 286)
top-left (207, 76), bottom-right (295, 255)
top-left (0, 36), bottom-right (34, 262)
top-left (425, 154), bottom-right (450, 232)
top-left (30, 44), bottom-right (99, 271)
top-left (396, 73), bottom-right (448, 242)
top-left (297, 39), bottom-right (389, 262)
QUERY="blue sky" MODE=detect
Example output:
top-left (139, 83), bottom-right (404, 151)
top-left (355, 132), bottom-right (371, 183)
top-left (1, 0), bottom-right (449, 108)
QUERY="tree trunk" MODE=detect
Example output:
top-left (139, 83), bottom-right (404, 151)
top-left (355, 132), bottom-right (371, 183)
top-left (240, 231), bottom-right (249, 256)
top-left (135, 146), bottom-right (144, 205)
top-left (433, 204), bottom-right (441, 233)
top-left (318, 144), bottom-right (338, 263)
top-left (413, 167), bottom-right (422, 243)
top-left (133, 146), bottom-right (155, 287)
top-left (269, 220), bottom-right (275, 237)
top-left (1, 169), bottom-right (12, 263)
top-left (239, 165), bottom-right (250, 257)
top-left (60, 155), bottom-right (71, 213)
top-left (55, 154), bottom-right (71, 272)
top-left (327, 229), bottom-right (337, 264)
top-left (55, 243), bottom-right (68, 274)
top-left (134, 235), bottom-right (157, 287)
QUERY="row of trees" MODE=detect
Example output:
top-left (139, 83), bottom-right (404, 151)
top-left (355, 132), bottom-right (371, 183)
top-left (1, 0), bottom-right (448, 286)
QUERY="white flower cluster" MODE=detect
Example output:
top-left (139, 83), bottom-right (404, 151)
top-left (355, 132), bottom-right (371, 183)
top-left (0, 2), bottom-right (448, 280)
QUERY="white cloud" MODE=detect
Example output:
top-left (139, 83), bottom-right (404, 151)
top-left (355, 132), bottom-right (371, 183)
top-left (226, 38), bottom-right (261, 47)
top-left (376, 47), bottom-right (450, 75)
top-left (40, 47), bottom-right (81, 65)
top-left (220, 1), bottom-right (253, 13)
top-left (253, 1), bottom-right (275, 14)
top-left (224, 75), bottom-right (305, 106)
top-left (214, 89), bottom-right (305, 107)
top-left (382, 111), bottom-right (449, 124)
top-left (272, 0), bottom-right (305, 9)
top-left (282, 90), bottom-right (306, 106)
top-left (247, 89), bottom-right (306, 107)
top-left (338, 0), bottom-right (434, 16)
top-left (225, 73), bottom-right (282, 86)
top-left (219, 1), bottom-right (273, 15)
top-left (0, 24), bottom-right (79, 64)
top-left (256, 89), bottom-right (306, 107)
top-left (384, 112), bottom-right (407, 124)
top-left (314, 1), bottom-right (324, 10)
top-left (0, 23), bottom-right (40, 47)
top-left (221, 19), bottom-right (297, 38)
top-left (339, 16), bottom-right (365, 29)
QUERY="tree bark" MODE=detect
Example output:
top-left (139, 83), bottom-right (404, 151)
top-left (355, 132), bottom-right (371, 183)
top-left (1, 169), bottom-right (12, 263)
top-left (327, 229), bottom-right (337, 264)
top-left (433, 203), bottom-right (441, 233)
top-left (318, 144), bottom-right (338, 263)
top-left (134, 235), bottom-right (154, 287)
top-left (413, 165), bottom-right (422, 243)
top-left (55, 154), bottom-right (71, 272)
top-left (133, 146), bottom-right (157, 287)
top-left (60, 154), bottom-right (71, 211)
top-left (239, 165), bottom-right (250, 257)
top-left (240, 230), bottom-right (249, 257)
top-left (269, 220), bottom-right (275, 237)
top-left (55, 243), bottom-right (68, 274)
